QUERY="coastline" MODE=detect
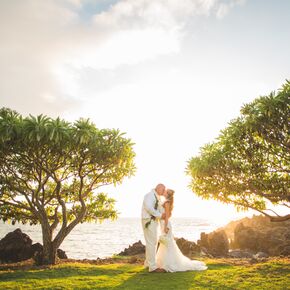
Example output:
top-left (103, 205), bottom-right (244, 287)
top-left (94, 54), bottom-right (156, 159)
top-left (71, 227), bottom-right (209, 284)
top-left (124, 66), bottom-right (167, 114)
top-left (0, 217), bottom-right (218, 260)
top-left (1, 214), bottom-right (289, 289)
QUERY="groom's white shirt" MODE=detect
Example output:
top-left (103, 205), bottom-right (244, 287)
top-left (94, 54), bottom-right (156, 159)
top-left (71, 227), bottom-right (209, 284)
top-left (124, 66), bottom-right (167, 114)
top-left (141, 189), bottom-right (162, 219)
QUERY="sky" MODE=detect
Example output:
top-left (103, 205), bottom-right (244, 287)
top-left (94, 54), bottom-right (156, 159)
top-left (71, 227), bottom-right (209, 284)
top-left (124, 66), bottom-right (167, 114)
top-left (0, 0), bottom-right (289, 225)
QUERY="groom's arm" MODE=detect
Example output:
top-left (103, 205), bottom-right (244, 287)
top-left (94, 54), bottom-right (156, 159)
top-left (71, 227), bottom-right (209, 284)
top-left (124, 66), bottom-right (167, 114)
top-left (143, 194), bottom-right (162, 218)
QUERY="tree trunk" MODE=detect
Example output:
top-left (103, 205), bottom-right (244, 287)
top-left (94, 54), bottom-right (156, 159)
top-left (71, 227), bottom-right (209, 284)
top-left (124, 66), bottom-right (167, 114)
top-left (41, 223), bottom-right (57, 265)
top-left (42, 240), bottom-right (57, 265)
top-left (53, 206), bottom-right (87, 258)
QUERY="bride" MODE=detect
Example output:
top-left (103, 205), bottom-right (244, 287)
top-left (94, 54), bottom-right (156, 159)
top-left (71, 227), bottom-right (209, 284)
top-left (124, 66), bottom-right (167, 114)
top-left (156, 189), bottom-right (208, 272)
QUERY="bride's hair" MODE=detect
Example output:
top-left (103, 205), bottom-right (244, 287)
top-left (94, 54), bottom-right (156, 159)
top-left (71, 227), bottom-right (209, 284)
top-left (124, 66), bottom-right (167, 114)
top-left (166, 189), bottom-right (175, 217)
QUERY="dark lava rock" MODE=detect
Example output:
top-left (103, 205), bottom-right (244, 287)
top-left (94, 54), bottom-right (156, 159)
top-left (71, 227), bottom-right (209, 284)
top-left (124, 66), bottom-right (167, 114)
top-left (175, 237), bottom-right (201, 257)
top-left (233, 223), bottom-right (288, 255)
top-left (57, 249), bottom-right (68, 259)
top-left (0, 228), bottom-right (33, 263)
top-left (0, 229), bottom-right (68, 264)
top-left (118, 240), bottom-right (145, 256)
top-left (197, 230), bottom-right (229, 257)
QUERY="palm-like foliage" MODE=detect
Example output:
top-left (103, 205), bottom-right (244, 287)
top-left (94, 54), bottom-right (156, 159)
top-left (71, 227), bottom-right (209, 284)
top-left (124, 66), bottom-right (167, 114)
top-left (187, 81), bottom-right (290, 222)
top-left (0, 108), bottom-right (136, 264)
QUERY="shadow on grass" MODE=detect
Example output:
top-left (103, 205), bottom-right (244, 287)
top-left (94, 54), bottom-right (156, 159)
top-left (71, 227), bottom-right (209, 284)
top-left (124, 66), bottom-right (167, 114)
top-left (0, 264), bottom-right (126, 282)
top-left (0, 263), bottom-right (241, 290)
top-left (112, 264), bottom-right (236, 290)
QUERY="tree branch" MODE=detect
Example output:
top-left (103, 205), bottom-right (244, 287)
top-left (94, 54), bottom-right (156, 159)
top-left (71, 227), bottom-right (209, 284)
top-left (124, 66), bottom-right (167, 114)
top-left (50, 206), bottom-right (59, 232)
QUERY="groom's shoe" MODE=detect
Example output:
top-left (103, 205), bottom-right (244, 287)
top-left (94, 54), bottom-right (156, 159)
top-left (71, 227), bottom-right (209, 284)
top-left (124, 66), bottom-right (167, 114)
top-left (150, 268), bottom-right (167, 273)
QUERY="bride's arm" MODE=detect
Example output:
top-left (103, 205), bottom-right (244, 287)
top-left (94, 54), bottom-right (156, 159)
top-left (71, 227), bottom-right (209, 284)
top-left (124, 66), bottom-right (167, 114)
top-left (164, 202), bottom-right (170, 233)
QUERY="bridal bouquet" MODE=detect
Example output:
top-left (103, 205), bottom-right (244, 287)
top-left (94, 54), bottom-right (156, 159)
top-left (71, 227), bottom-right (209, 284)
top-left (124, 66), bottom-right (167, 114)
top-left (159, 234), bottom-right (169, 246)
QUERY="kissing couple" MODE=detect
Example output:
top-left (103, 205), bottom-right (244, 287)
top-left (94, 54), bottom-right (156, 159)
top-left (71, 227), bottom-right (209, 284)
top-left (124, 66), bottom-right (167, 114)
top-left (141, 183), bottom-right (208, 273)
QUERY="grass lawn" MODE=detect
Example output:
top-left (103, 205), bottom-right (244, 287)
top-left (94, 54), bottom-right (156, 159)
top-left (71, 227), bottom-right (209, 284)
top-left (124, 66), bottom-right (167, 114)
top-left (0, 258), bottom-right (289, 290)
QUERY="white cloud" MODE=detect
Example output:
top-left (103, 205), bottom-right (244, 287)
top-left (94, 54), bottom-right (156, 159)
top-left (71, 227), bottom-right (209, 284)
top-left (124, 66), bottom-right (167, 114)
top-left (0, 0), bottom-right (246, 116)
top-left (216, 3), bottom-right (230, 18)
top-left (216, 0), bottom-right (245, 19)
top-left (0, 0), bottom-right (82, 116)
top-left (70, 28), bottom-right (180, 69)
top-left (93, 0), bottom-right (245, 30)
top-left (85, 0), bottom-right (245, 69)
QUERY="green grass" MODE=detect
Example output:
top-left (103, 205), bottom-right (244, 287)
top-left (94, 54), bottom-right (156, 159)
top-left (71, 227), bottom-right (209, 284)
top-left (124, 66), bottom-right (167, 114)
top-left (0, 258), bottom-right (289, 290)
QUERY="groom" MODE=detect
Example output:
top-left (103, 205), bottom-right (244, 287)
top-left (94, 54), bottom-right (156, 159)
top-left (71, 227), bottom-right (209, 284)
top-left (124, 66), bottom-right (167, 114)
top-left (141, 183), bottom-right (166, 273)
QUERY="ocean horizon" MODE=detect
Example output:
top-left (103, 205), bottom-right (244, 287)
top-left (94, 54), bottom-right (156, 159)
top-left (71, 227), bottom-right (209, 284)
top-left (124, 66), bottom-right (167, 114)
top-left (0, 217), bottom-right (226, 259)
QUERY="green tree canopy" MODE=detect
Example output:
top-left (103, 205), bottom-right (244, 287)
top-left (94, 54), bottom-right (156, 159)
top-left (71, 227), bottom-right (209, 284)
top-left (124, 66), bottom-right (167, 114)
top-left (187, 81), bottom-right (290, 222)
top-left (0, 108), bottom-right (135, 264)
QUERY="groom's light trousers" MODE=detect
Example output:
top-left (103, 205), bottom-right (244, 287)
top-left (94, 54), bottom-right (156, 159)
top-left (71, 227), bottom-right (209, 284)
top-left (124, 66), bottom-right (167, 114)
top-left (142, 218), bottom-right (159, 272)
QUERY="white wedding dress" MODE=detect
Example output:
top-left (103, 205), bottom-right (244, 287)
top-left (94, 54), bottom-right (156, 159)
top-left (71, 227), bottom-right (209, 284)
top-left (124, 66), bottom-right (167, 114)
top-left (156, 207), bottom-right (208, 272)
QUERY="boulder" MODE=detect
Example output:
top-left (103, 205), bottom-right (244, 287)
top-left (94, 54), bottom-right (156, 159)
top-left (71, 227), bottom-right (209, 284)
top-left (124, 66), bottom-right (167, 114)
top-left (28, 242), bottom-right (42, 264)
top-left (0, 229), bottom-right (68, 263)
top-left (257, 233), bottom-right (284, 255)
top-left (31, 243), bottom-right (43, 255)
top-left (32, 244), bottom-right (68, 264)
top-left (197, 230), bottom-right (229, 257)
top-left (233, 223), bottom-right (259, 251)
top-left (57, 249), bottom-right (68, 259)
top-left (273, 243), bottom-right (290, 256)
top-left (198, 232), bottom-right (210, 249)
top-left (175, 237), bottom-right (201, 257)
top-left (118, 240), bottom-right (145, 256)
top-left (0, 228), bottom-right (33, 263)
top-left (233, 222), bottom-right (288, 255)
top-left (217, 214), bottom-right (290, 256)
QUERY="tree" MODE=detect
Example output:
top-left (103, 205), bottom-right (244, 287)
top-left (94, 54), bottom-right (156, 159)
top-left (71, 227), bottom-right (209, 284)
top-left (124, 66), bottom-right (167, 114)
top-left (186, 81), bottom-right (290, 222)
top-left (0, 108), bottom-right (135, 264)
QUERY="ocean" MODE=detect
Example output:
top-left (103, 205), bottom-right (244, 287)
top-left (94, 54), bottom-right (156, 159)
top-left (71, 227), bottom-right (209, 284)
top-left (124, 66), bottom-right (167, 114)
top-left (0, 218), bottom-right (223, 259)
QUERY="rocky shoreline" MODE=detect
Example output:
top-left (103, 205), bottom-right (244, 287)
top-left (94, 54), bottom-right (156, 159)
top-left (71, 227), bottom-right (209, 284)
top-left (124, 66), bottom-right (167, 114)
top-left (116, 215), bottom-right (290, 260)
top-left (0, 215), bottom-right (289, 266)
